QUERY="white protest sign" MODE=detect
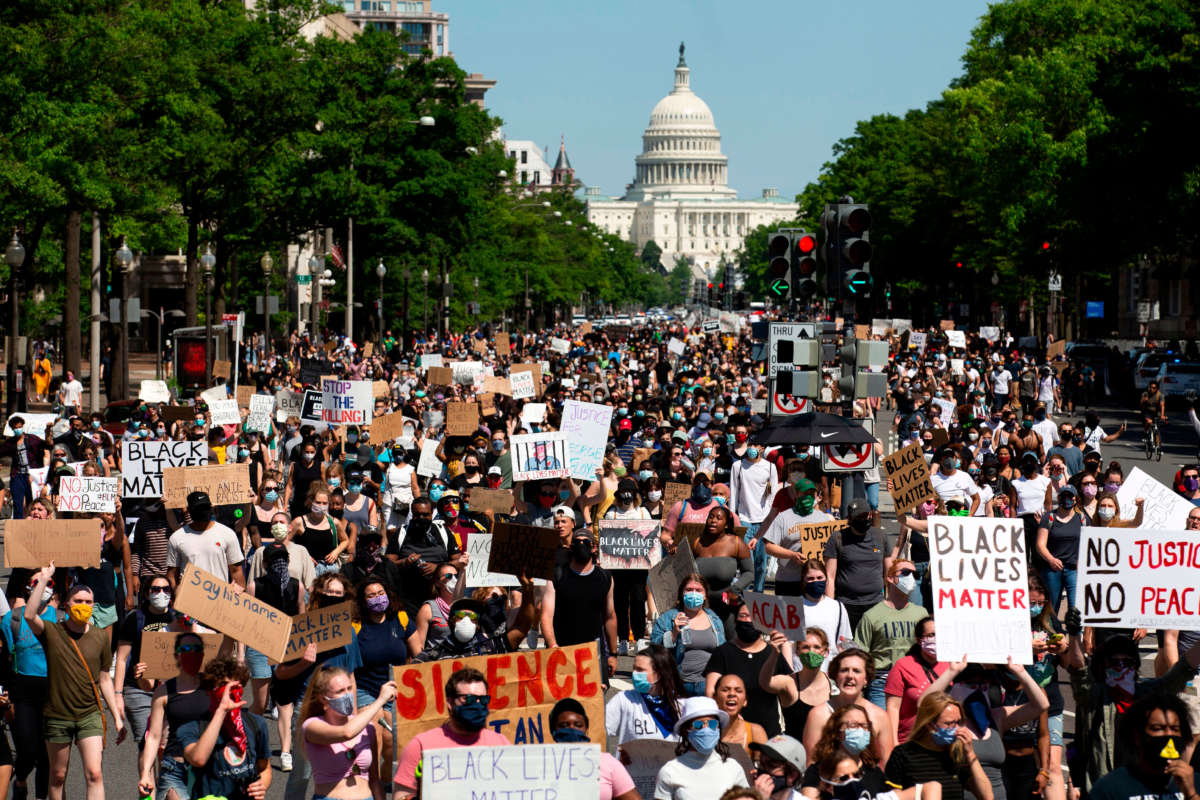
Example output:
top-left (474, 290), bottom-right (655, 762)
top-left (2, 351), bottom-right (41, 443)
top-left (416, 439), bottom-right (442, 478)
top-left (208, 399), bottom-right (241, 426)
top-left (743, 591), bottom-right (806, 640)
top-left (561, 400), bottom-right (613, 480)
top-left (933, 398), bottom-right (956, 428)
top-left (871, 319), bottom-right (890, 336)
top-left (510, 370), bottom-right (536, 400)
top-left (246, 394), bottom-right (274, 433)
top-left (511, 432), bottom-right (569, 481)
top-left (320, 378), bottom-right (373, 426)
top-left (451, 361), bottom-right (484, 385)
top-left (520, 402), bottom-right (547, 428)
top-left (464, 534), bottom-right (546, 588)
top-left (908, 331), bottom-right (927, 353)
top-left (950, 358), bottom-right (965, 375)
top-left (549, 337), bottom-right (571, 354)
top-left (420, 353), bottom-right (443, 369)
top-left (421, 744), bottom-right (600, 800)
top-left (667, 337), bottom-right (686, 356)
top-left (1079, 528), bottom-right (1200, 630)
top-left (121, 441), bottom-right (208, 497)
top-left (979, 326), bottom-right (1000, 342)
top-left (139, 380), bottom-right (170, 403)
top-left (275, 390), bottom-right (303, 422)
top-left (57, 476), bottom-right (119, 513)
top-left (200, 385), bottom-right (227, 406)
top-left (1116, 466), bottom-right (1194, 529)
top-left (892, 319), bottom-right (913, 334)
top-left (930, 516), bottom-right (1032, 664)
top-left (946, 329), bottom-right (966, 349)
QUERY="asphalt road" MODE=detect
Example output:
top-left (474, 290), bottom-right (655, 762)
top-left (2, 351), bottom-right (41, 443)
top-left (14, 401), bottom-right (1196, 799)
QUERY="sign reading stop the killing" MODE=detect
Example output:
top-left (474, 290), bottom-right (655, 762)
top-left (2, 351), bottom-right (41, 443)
top-left (1079, 528), bottom-right (1200, 630)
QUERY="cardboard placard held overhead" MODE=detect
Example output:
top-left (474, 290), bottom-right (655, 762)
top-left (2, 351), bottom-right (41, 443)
top-left (1047, 339), bottom-right (1066, 359)
top-left (172, 564), bottom-right (292, 661)
top-left (509, 370), bottom-right (536, 400)
top-left (482, 376), bottom-right (511, 396)
top-left (369, 412), bottom-right (408, 444)
top-left (162, 463), bottom-right (256, 509)
top-left (372, 380), bottom-right (390, 399)
top-left (274, 601), bottom-right (354, 663)
top-left (56, 476), bottom-right (119, 513)
top-left (425, 366), bottom-right (453, 388)
top-left (467, 488), bottom-right (514, 515)
top-left (487, 521), bottom-right (561, 580)
top-left (419, 353), bottom-right (444, 369)
top-left (744, 590), bottom-right (807, 640)
top-left (140, 632), bottom-right (224, 681)
top-left (561, 400), bottom-right (613, 480)
top-left (472, 338), bottom-right (488, 354)
top-left (445, 402), bottom-right (480, 437)
top-left (854, 324), bottom-right (870, 339)
top-left (510, 432), bottom-right (569, 481)
top-left (883, 441), bottom-right (937, 516)
top-left (236, 385), bottom-right (254, 409)
top-left (463, 534), bottom-right (547, 589)
top-left (3, 519), bottom-right (103, 568)
top-left (208, 399), bottom-right (241, 426)
top-left (648, 538), bottom-right (698, 615)
top-left (494, 332), bottom-right (511, 356)
top-left (939, 320), bottom-right (955, 331)
top-left (509, 363), bottom-right (542, 398)
top-left (598, 520), bottom-right (662, 570)
top-left (662, 482), bottom-right (692, 513)
top-left (363, 342), bottom-right (374, 358)
top-left (478, 392), bottom-right (497, 416)
top-left (246, 394), bottom-right (274, 434)
top-left (320, 378), bottom-right (373, 426)
top-left (139, 380), bottom-right (171, 403)
top-left (212, 360), bottom-right (231, 379)
top-left (161, 405), bottom-right (196, 426)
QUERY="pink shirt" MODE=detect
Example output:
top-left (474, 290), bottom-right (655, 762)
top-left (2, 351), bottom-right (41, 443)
top-left (662, 499), bottom-right (743, 536)
top-left (393, 723), bottom-right (511, 792)
top-left (884, 655), bottom-right (948, 742)
top-left (303, 718), bottom-right (374, 785)
top-left (599, 752), bottom-right (636, 800)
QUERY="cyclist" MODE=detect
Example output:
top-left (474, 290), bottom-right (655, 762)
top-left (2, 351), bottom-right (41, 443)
top-left (1140, 381), bottom-right (1167, 447)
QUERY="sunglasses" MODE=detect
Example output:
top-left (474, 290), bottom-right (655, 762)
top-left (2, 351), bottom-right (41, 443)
top-left (176, 643), bottom-right (204, 654)
top-left (148, 587), bottom-right (171, 595)
top-left (689, 719), bottom-right (720, 731)
top-left (896, 569), bottom-right (915, 578)
top-left (453, 610), bottom-right (479, 622)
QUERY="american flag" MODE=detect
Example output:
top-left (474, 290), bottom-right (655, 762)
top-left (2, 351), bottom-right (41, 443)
top-left (330, 244), bottom-right (345, 270)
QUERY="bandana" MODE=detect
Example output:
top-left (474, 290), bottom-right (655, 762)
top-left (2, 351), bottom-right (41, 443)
top-left (267, 556), bottom-right (290, 594)
top-left (209, 683), bottom-right (248, 755)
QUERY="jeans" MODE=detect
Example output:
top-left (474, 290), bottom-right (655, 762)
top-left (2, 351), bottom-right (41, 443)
top-left (864, 482), bottom-right (879, 510)
top-left (11, 674), bottom-right (48, 799)
top-left (1040, 566), bottom-right (1078, 612)
top-left (743, 523), bottom-right (767, 592)
top-left (866, 671), bottom-right (890, 710)
top-left (9, 473), bottom-right (31, 519)
top-left (158, 757), bottom-right (191, 800)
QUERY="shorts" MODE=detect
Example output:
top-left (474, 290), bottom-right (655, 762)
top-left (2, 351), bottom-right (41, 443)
top-left (122, 686), bottom-right (154, 746)
top-left (245, 647), bottom-right (272, 680)
top-left (91, 603), bottom-right (118, 629)
top-left (1048, 712), bottom-right (1064, 747)
top-left (44, 711), bottom-right (104, 744)
top-left (356, 689), bottom-right (394, 716)
top-left (157, 757), bottom-right (191, 800)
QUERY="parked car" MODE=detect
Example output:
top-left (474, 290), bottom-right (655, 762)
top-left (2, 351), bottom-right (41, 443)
top-left (1156, 361), bottom-right (1200, 403)
top-left (1135, 351), bottom-right (1176, 391)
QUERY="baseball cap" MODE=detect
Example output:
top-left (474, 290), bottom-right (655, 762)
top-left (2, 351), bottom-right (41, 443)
top-left (618, 418), bottom-right (632, 431)
top-left (749, 735), bottom-right (807, 774)
top-left (487, 465), bottom-right (502, 476)
top-left (847, 498), bottom-right (872, 519)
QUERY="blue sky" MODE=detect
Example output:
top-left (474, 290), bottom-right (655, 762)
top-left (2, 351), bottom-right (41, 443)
top-left (441, 0), bottom-right (994, 200)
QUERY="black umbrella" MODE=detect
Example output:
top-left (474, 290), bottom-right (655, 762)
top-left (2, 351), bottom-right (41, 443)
top-left (755, 412), bottom-right (874, 446)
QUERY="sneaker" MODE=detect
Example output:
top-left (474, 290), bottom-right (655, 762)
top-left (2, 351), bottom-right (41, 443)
top-left (617, 641), bottom-right (629, 657)
top-left (279, 751), bottom-right (293, 772)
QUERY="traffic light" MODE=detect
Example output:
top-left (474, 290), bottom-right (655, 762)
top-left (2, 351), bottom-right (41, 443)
top-left (766, 231), bottom-right (792, 300)
top-left (821, 206), bottom-right (839, 297)
top-left (793, 231), bottom-right (818, 298)
top-left (837, 339), bottom-right (889, 400)
top-left (707, 282), bottom-right (716, 307)
top-left (838, 203), bottom-right (872, 299)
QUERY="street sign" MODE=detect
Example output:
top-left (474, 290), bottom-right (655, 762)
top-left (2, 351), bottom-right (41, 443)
top-left (820, 417), bottom-right (877, 472)
top-left (1137, 301), bottom-right (1151, 323)
top-left (767, 322), bottom-right (817, 377)
top-left (770, 384), bottom-right (809, 416)
top-left (1048, 273), bottom-right (1062, 292)
top-left (295, 274), bottom-right (312, 285)
top-left (768, 278), bottom-right (790, 298)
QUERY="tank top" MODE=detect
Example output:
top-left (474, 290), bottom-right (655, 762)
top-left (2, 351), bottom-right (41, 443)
top-left (342, 494), bottom-right (373, 533)
top-left (783, 697), bottom-right (817, 740)
top-left (295, 517), bottom-right (338, 561)
top-left (164, 678), bottom-right (210, 759)
top-left (966, 730), bottom-right (1007, 800)
top-left (245, 506), bottom-right (275, 546)
top-left (289, 460), bottom-right (323, 513)
top-left (255, 577), bottom-right (300, 615)
top-left (551, 565), bottom-right (611, 647)
top-left (423, 598), bottom-right (452, 652)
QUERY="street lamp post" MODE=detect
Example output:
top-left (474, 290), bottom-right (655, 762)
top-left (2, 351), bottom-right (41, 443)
top-left (421, 268), bottom-right (429, 334)
top-left (115, 238), bottom-right (134, 400)
top-left (307, 253), bottom-right (322, 334)
top-left (5, 232), bottom-right (25, 415)
top-left (200, 244), bottom-right (216, 386)
top-left (375, 259), bottom-right (386, 345)
top-left (402, 269), bottom-right (411, 351)
top-left (142, 308), bottom-right (185, 380)
top-left (260, 251), bottom-right (274, 354)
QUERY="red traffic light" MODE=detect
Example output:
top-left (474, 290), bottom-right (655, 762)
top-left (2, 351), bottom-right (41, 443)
top-left (718, 282), bottom-right (724, 289)
top-left (956, 261), bottom-right (963, 269)
top-left (707, 282), bottom-right (713, 289)
top-left (1042, 241), bottom-right (1051, 250)
top-left (796, 234), bottom-right (816, 254)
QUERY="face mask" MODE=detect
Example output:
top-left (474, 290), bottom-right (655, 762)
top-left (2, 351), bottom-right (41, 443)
top-left (270, 522), bottom-right (288, 539)
top-left (195, 417), bottom-right (205, 426)
top-left (920, 638), bottom-right (937, 658)
top-left (570, 540), bottom-right (593, 563)
top-left (896, 574), bottom-right (917, 594)
top-left (157, 427), bottom-right (166, 436)
top-left (348, 482), bottom-right (363, 494)
top-left (237, 447), bottom-right (249, 459)
top-left (1072, 435), bottom-right (1084, 445)
top-left (726, 434), bottom-right (736, 445)
top-left (1030, 603), bottom-right (1044, 616)
top-left (366, 594), bottom-right (390, 613)
top-left (638, 469), bottom-right (654, 481)
top-left (326, 691), bottom-right (355, 716)
top-left (1104, 482), bottom-right (1120, 493)
top-left (303, 452), bottom-right (315, 462)
top-left (804, 580), bottom-right (826, 598)
top-left (149, 592), bottom-right (171, 613)
top-left (682, 590), bottom-right (705, 610)
top-left (443, 574), bottom-right (459, 593)
top-left (702, 447), bottom-right (713, 457)
top-left (92, 420), bottom-right (101, 430)
top-left (849, 516), bottom-right (871, 533)
top-left (453, 617), bottom-right (477, 643)
top-left (450, 697), bottom-right (490, 730)
top-left (931, 726), bottom-right (958, 747)
top-left (692, 485), bottom-right (712, 505)
top-left (799, 650), bottom-right (825, 670)
top-left (1104, 666), bottom-right (1135, 694)
top-left (1081, 484), bottom-right (1097, 499)
top-left (735, 620), bottom-right (759, 642)
top-left (998, 454), bottom-right (1010, 464)
top-left (40, 587), bottom-right (53, 605)
top-left (632, 671), bottom-right (653, 694)
top-left (1060, 496), bottom-right (1075, 509)
top-left (843, 728), bottom-right (871, 755)
top-left (430, 487), bottom-right (445, 502)
top-left (967, 432), bottom-right (978, 442)
top-left (1187, 478), bottom-right (1200, 492)
top-left (689, 725), bottom-right (720, 754)
top-left (328, 477), bottom-right (341, 488)
top-left (1097, 506), bottom-right (1116, 522)
top-left (1143, 736), bottom-right (1178, 772)
top-left (137, 429), bottom-right (150, 438)
top-left (553, 726), bottom-right (590, 743)
top-left (735, 432), bottom-right (748, 443)
top-left (264, 489), bottom-right (279, 503)
top-left (346, 433), bottom-right (358, 444)
top-left (795, 495), bottom-right (816, 515)
top-left (746, 447), bottom-right (760, 460)
top-left (673, 413), bottom-right (683, 422)
top-left (69, 603), bottom-right (93, 624)
top-left (178, 650), bottom-right (204, 674)
top-left (639, 490), bottom-right (658, 505)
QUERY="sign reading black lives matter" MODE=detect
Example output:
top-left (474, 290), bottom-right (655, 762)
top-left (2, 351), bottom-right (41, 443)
top-left (598, 520), bottom-right (662, 570)
top-left (121, 441), bottom-right (208, 497)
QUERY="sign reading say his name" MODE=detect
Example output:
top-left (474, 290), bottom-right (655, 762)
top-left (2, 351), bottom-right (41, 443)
top-left (162, 463), bottom-right (256, 508)
top-left (121, 440), bottom-right (207, 497)
top-left (56, 476), bottom-right (119, 513)
top-left (393, 643), bottom-right (604, 747)
top-left (744, 590), bottom-right (807, 640)
top-left (3, 519), bottom-right (103, 568)
top-left (1079, 528), bottom-right (1200, 631)
top-left (883, 441), bottom-right (936, 516)
top-left (140, 632), bottom-right (224, 681)
top-left (487, 521), bottom-right (562, 580)
top-left (930, 516), bottom-right (1032, 664)
top-left (173, 563), bottom-right (292, 662)
top-left (561, 400), bottom-right (613, 480)
top-left (421, 744), bottom-right (600, 800)
top-left (598, 520), bottom-right (662, 570)
top-left (275, 601), bottom-right (354, 662)
top-left (321, 378), bottom-right (373, 426)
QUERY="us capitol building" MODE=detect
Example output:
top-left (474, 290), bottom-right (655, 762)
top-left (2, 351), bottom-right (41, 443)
top-left (586, 44), bottom-right (799, 279)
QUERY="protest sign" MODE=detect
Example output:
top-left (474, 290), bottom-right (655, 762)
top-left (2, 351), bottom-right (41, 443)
top-left (1079, 528), bottom-right (1200, 630)
top-left (510, 363), bottom-right (542, 398)
top-left (478, 392), bottom-right (497, 416)
top-left (472, 337), bottom-right (488, 355)
top-left (933, 397), bottom-right (956, 427)
top-left (236, 385), bottom-right (254, 409)
top-left (509, 370), bottom-right (536, 400)
top-left (909, 331), bottom-right (928, 353)
top-left (276, 601), bottom-right (354, 663)
top-left (246, 394), bottom-right (274, 433)
top-left (162, 463), bottom-right (255, 508)
top-left (363, 342), bottom-right (374, 358)
top-left (372, 380), bottom-right (390, 399)
top-left (1048, 339), bottom-right (1066, 359)
top-left (598, 520), bottom-right (662, 570)
top-left (883, 441), bottom-right (936, 515)
top-left (208, 399), bottom-right (241, 426)
top-left (510, 432), bottom-right (569, 481)
top-left (495, 332), bottom-right (510, 356)
top-left (979, 326), bottom-right (1000, 342)
top-left (767, 519), bottom-right (842, 561)
top-left (392, 643), bottom-right (604, 746)
top-left (139, 380), bottom-right (170, 403)
top-left (56, 476), bottom-right (119, 513)
top-left (160, 405), bottom-right (196, 426)
top-left (871, 319), bottom-right (891, 336)
top-left (667, 337), bottom-right (685, 356)
top-left (703, 320), bottom-right (720, 333)
top-left (561, 400), bottom-right (613, 480)
top-left (662, 482), bottom-right (692, 513)
top-left (946, 330), bottom-right (966, 349)
top-left (300, 390), bottom-right (323, 424)
top-left (421, 744), bottom-right (600, 800)
top-left (483, 375), bottom-right (512, 396)
top-left (451, 361), bottom-right (485, 385)
top-left (520, 402), bottom-right (546, 427)
top-left (445, 402), bottom-right (479, 436)
top-left (463, 534), bottom-right (545, 588)
top-left (173, 563), bottom-right (291, 661)
top-left (425, 367), bottom-right (453, 388)
top-left (855, 324), bottom-right (871, 339)
top-left (632, 447), bottom-right (656, 471)
top-left (323, 341), bottom-right (337, 354)
top-left (321, 378), bottom-right (372, 426)
top-left (299, 358), bottom-right (326, 386)
top-left (950, 358), bottom-right (965, 375)
top-left (3, 519), bottom-right (102, 568)
top-left (369, 412), bottom-right (408, 444)
top-left (940, 320), bottom-right (955, 331)
top-left (121, 440), bottom-right (207, 497)
top-left (549, 337), bottom-right (571, 354)
top-left (648, 538), bottom-right (698, 616)
top-left (141, 632), bottom-right (224, 681)
top-left (275, 390), bottom-right (304, 422)
top-left (416, 440), bottom-right (442, 478)
top-left (623, 739), bottom-right (681, 799)
top-left (212, 360), bottom-right (231, 379)
top-left (487, 521), bottom-right (561, 580)
top-left (743, 590), bottom-right (807, 640)
top-left (929, 516), bottom-right (1031, 663)
top-left (467, 488), bottom-right (514, 515)
top-left (420, 353), bottom-right (444, 369)
top-left (200, 385), bottom-right (227, 406)
top-left (892, 318), bottom-right (913, 334)
top-left (1116, 466), bottom-right (1194, 529)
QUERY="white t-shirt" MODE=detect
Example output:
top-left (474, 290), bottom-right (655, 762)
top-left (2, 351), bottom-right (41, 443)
top-left (60, 379), bottom-right (83, 406)
top-left (383, 462), bottom-right (415, 507)
top-left (730, 458), bottom-right (779, 524)
top-left (1013, 475), bottom-right (1051, 516)
top-left (1082, 426), bottom-right (1107, 457)
top-left (166, 521), bottom-right (243, 581)
top-left (762, 508), bottom-right (834, 582)
top-left (991, 370), bottom-right (1012, 395)
top-left (971, 484), bottom-right (995, 516)
top-left (1033, 420), bottom-right (1059, 457)
top-left (605, 690), bottom-right (680, 745)
top-left (654, 750), bottom-right (750, 800)
top-left (930, 470), bottom-right (979, 504)
top-left (799, 595), bottom-right (854, 662)
top-left (604, 505), bottom-right (652, 520)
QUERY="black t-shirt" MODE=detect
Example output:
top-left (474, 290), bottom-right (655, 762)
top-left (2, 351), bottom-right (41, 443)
top-left (702, 642), bottom-right (788, 737)
top-left (803, 764), bottom-right (890, 800)
top-left (823, 527), bottom-right (887, 606)
top-left (552, 564), bottom-right (612, 647)
top-left (885, 741), bottom-right (972, 800)
top-left (116, 608), bottom-right (174, 687)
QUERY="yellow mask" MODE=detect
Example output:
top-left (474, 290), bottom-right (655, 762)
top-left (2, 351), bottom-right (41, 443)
top-left (68, 603), bottom-right (93, 624)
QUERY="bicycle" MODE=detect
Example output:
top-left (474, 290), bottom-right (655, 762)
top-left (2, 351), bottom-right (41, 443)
top-left (1144, 419), bottom-right (1163, 462)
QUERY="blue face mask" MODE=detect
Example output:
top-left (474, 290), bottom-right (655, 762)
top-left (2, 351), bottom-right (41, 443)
top-left (553, 727), bottom-right (590, 743)
top-left (713, 412), bottom-right (724, 421)
top-left (238, 448), bottom-right (249, 459)
top-left (638, 470), bottom-right (654, 482)
top-left (673, 413), bottom-right (683, 421)
top-left (635, 409), bottom-right (645, 417)
top-left (931, 726), bottom-right (958, 747)
top-left (689, 724), bottom-right (721, 754)
top-left (559, 489), bottom-right (571, 501)
top-left (492, 440), bottom-right (505, 453)
top-left (264, 490), bottom-right (279, 503)
top-left (726, 434), bottom-right (735, 445)
top-left (430, 486), bottom-right (445, 502)
top-left (1030, 604), bottom-right (1044, 616)
top-left (692, 485), bottom-right (712, 505)
top-left (328, 477), bottom-right (341, 488)
top-left (746, 447), bottom-right (760, 460)
top-left (348, 483), bottom-right (363, 494)
top-left (632, 671), bottom-right (653, 694)
top-left (618, 407), bottom-right (628, 416)
top-left (346, 433), bottom-right (358, 444)
top-left (843, 728), bottom-right (871, 754)
top-left (451, 697), bottom-right (490, 730)
top-left (682, 591), bottom-right (705, 610)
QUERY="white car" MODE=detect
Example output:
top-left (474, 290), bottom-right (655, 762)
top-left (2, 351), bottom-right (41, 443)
top-left (1156, 361), bottom-right (1200, 399)
top-left (1136, 352), bottom-right (1175, 391)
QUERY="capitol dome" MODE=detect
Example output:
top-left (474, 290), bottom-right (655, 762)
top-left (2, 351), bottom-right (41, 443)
top-left (629, 43), bottom-right (736, 200)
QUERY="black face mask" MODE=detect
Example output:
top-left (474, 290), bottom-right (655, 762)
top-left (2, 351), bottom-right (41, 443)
top-left (1142, 735), bottom-right (1177, 773)
top-left (329, 508), bottom-right (344, 519)
top-left (734, 620), bottom-right (759, 643)
top-left (188, 504), bottom-right (213, 525)
top-left (464, 464), bottom-right (479, 474)
top-left (616, 492), bottom-right (634, 505)
top-left (849, 516), bottom-right (871, 533)
top-left (569, 540), bottom-right (593, 563)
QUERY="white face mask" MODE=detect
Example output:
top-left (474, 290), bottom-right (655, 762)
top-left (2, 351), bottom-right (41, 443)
top-left (1097, 506), bottom-right (1116, 522)
top-left (896, 574), bottom-right (917, 595)
top-left (270, 522), bottom-right (289, 539)
top-left (41, 587), bottom-right (53, 605)
top-left (453, 617), bottom-right (477, 643)
top-left (647, 490), bottom-right (662, 502)
top-left (148, 592), bottom-right (170, 612)
top-left (444, 575), bottom-right (459, 593)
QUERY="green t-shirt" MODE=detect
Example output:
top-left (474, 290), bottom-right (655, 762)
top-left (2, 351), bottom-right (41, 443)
top-left (40, 620), bottom-right (112, 721)
top-left (853, 601), bottom-right (929, 671)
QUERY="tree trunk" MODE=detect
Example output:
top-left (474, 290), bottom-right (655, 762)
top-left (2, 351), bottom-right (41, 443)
top-left (214, 239), bottom-right (229, 320)
top-left (64, 210), bottom-right (82, 376)
top-left (185, 218), bottom-right (199, 327)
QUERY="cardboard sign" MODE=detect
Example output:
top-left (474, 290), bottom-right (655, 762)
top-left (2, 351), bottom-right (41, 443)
top-left (161, 405), bottom-right (196, 426)
top-left (891, 318), bottom-right (912, 334)
top-left (510, 363), bottom-right (542, 398)
top-left (363, 342), bottom-right (374, 358)
top-left (662, 482), bottom-right (692, 514)
top-left (495, 332), bottom-right (511, 356)
top-left (632, 447), bottom-right (656, 471)
top-left (561, 400), bottom-right (613, 481)
top-left (420, 353), bottom-right (444, 369)
top-left (416, 439), bottom-right (441, 478)
top-left (392, 643), bottom-right (604, 748)
top-left (667, 337), bottom-right (685, 356)
top-left (445, 401), bottom-right (479, 436)
top-left (200, 385), bottom-right (227, 407)
top-left (930, 517), bottom-right (1032, 664)
top-left (299, 358), bottom-right (326, 386)
top-left (648, 538), bottom-right (698, 616)
top-left (173, 563), bottom-right (292, 661)
top-left (623, 739), bottom-right (682, 798)
top-left (1079, 528), bottom-right (1200, 630)
top-left (121, 441), bottom-right (208, 497)
top-left (464, 533), bottom-right (545, 588)
top-left (426, 366), bottom-right (453, 388)
top-left (883, 441), bottom-right (936, 516)
top-left (509, 370), bottom-right (536, 400)
top-left (212, 360), bottom-right (231, 380)
top-left (2, 519), bottom-right (102, 568)
top-left (235, 385), bottom-right (253, 409)
top-left (323, 340), bottom-right (338, 354)
top-left (771, 519), bottom-right (842, 561)
top-left (139, 380), bottom-right (171, 403)
top-left (277, 601), bottom-right (354, 663)
top-left (209, 399), bottom-right (241, 426)
top-left (372, 380), bottom-right (390, 399)
top-left (162, 463), bottom-right (255, 509)
top-left (467, 488), bottom-right (514, 515)
top-left (483, 376), bottom-right (512, 396)
top-left (1047, 339), bottom-right (1066, 359)
top-left (56, 476), bottom-right (119, 513)
top-left (744, 590), bottom-right (807, 640)
top-left (598, 520), bottom-right (661, 570)
top-left (421, 744), bottom-right (600, 799)
top-left (510, 432), bottom-right (569, 482)
top-left (487, 521), bottom-right (562, 580)
top-left (321, 378), bottom-right (373, 426)
top-left (246, 394), bottom-right (274, 434)
top-left (140, 632), bottom-right (224, 681)
top-left (939, 320), bottom-right (955, 331)
top-left (946, 330), bottom-right (966, 349)
top-left (370, 412), bottom-right (408, 444)
top-left (1116, 467), bottom-right (1194, 529)
top-left (550, 337), bottom-right (571, 355)
top-left (275, 389), bottom-right (304, 422)
top-left (478, 392), bottom-right (497, 416)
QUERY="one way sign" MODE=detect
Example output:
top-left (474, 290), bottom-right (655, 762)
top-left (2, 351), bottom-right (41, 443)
top-left (767, 323), bottom-right (818, 377)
